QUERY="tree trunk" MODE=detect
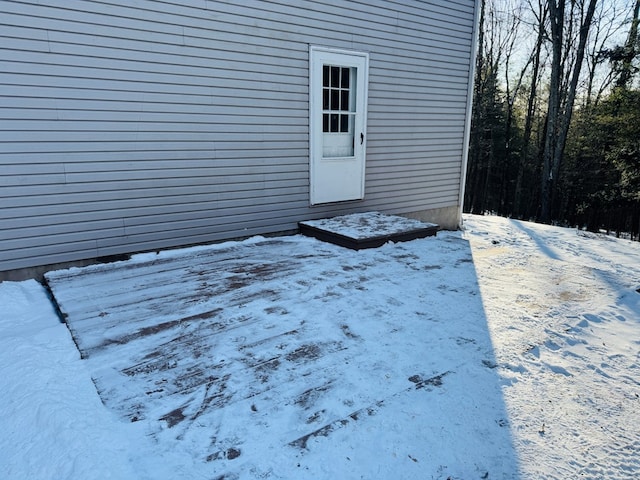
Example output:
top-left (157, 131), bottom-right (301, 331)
top-left (514, 0), bottom-right (546, 217)
top-left (540, 0), bottom-right (564, 223)
top-left (540, 0), bottom-right (598, 224)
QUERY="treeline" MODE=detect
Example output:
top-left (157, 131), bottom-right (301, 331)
top-left (464, 0), bottom-right (640, 239)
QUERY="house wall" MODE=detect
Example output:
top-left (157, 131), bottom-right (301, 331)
top-left (0, 0), bottom-right (477, 278)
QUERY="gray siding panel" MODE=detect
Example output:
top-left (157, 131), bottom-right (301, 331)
top-left (1, 0), bottom-right (476, 273)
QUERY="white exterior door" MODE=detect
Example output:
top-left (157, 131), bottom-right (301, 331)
top-left (309, 47), bottom-right (369, 205)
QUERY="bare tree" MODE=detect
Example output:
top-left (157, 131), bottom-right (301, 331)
top-left (465, 0), bottom-right (637, 224)
top-left (614, 0), bottom-right (640, 88)
top-left (539, 0), bottom-right (598, 223)
top-left (513, 0), bottom-right (548, 215)
top-left (584, 1), bottom-right (631, 106)
top-left (466, 0), bottom-right (522, 213)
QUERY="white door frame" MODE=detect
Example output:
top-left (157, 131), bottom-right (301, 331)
top-left (309, 46), bottom-right (369, 205)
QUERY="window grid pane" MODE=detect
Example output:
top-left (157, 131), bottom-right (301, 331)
top-left (340, 114), bottom-right (348, 132)
top-left (340, 90), bottom-right (349, 111)
top-left (331, 90), bottom-right (339, 110)
top-left (341, 67), bottom-right (349, 88)
top-left (330, 66), bottom-right (340, 87)
top-left (322, 65), bottom-right (354, 133)
top-left (330, 113), bottom-right (339, 132)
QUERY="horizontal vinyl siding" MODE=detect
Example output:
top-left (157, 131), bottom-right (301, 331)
top-left (0, 0), bottom-right (476, 272)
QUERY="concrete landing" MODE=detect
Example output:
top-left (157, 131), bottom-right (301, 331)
top-left (298, 212), bottom-right (438, 250)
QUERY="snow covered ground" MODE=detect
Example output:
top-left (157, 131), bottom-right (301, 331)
top-left (1, 214), bottom-right (639, 479)
top-left (466, 215), bottom-right (640, 479)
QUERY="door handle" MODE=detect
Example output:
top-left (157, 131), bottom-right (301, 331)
top-left (360, 133), bottom-right (364, 145)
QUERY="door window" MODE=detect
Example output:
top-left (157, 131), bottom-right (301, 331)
top-left (322, 65), bottom-right (355, 157)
